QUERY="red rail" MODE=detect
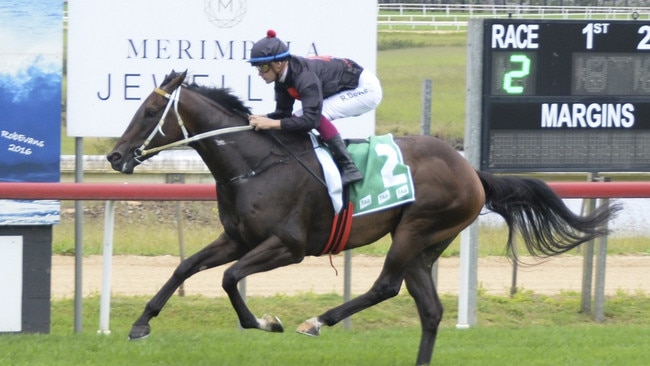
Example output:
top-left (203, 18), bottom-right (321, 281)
top-left (0, 182), bottom-right (216, 201)
top-left (547, 181), bottom-right (650, 198)
top-left (0, 181), bottom-right (649, 200)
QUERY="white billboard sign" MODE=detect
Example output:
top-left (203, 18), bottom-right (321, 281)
top-left (67, 0), bottom-right (377, 138)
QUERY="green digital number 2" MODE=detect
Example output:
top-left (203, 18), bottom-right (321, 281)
top-left (502, 54), bottom-right (531, 94)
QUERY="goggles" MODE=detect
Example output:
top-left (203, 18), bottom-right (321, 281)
top-left (255, 63), bottom-right (272, 73)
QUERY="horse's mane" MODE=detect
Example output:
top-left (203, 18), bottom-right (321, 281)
top-left (186, 83), bottom-right (252, 116)
top-left (159, 72), bottom-right (251, 117)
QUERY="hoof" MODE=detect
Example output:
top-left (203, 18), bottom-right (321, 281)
top-left (259, 314), bottom-right (284, 333)
top-left (296, 317), bottom-right (321, 337)
top-left (128, 324), bottom-right (151, 340)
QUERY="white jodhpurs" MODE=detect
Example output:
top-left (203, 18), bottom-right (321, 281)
top-left (294, 69), bottom-right (383, 121)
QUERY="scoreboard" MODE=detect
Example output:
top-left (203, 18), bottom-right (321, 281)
top-left (477, 19), bottom-right (650, 172)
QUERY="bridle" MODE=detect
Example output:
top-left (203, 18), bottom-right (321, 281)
top-left (134, 85), bottom-right (253, 160)
top-left (133, 83), bottom-right (326, 187)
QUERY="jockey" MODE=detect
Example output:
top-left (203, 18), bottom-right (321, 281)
top-left (247, 29), bottom-right (383, 185)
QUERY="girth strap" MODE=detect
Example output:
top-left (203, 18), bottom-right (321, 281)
top-left (321, 201), bottom-right (354, 256)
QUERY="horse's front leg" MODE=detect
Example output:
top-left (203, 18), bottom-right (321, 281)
top-left (221, 234), bottom-right (303, 332)
top-left (129, 233), bottom-right (245, 340)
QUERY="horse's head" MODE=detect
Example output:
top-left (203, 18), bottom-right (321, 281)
top-left (107, 70), bottom-right (188, 174)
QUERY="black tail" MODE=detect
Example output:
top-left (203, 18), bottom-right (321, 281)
top-left (476, 170), bottom-right (621, 261)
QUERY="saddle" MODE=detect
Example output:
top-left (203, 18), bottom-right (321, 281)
top-left (312, 133), bottom-right (416, 255)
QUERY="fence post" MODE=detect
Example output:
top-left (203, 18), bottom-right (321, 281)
top-left (167, 173), bottom-right (186, 297)
top-left (74, 137), bottom-right (84, 334)
top-left (343, 250), bottom-right (352, 330)
top-left (580, 200), bottom-right (596, 314)
top-left (420, 79), bottom-right (439, 284)
top-left (593, 177), bottom-right (611, 322)
top-left (510, 238), bottom-right (518, 297)
top-left (581, 174), bottom-right (597, 313)
top-left (98, 200), bottom-right (115, 335)
top-left (420, 79), bottom-right (432, 137)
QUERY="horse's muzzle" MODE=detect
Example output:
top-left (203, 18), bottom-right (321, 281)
top-left (106, 151), bottom-right (136, 174)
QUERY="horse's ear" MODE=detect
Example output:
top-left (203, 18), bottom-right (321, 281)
top-left (167, 69), bottom-right (187, 79)
top-left (167, 70), bottom-right (186, 88)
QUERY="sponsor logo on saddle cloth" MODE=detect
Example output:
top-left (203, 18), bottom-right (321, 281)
top-left (311, 133), bottom-right (415, 216)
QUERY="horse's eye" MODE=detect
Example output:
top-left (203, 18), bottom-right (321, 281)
top-left (144, 109), bottom-right (157, 118)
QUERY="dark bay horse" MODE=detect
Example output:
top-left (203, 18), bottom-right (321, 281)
top-left (107, 70), bottom-right (619, 365)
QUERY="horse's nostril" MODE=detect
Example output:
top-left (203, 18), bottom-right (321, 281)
top-left (107, 152), bottom-right (121, 163)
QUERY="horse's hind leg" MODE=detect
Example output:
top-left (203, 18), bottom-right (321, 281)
top-left (403, 253), bottom-right (444, 366)
top-left (297, 230), bottom-right (454, 365)
top-left (129, 233), bottom-right (244, 340)
top-left (297, 252), bottom-right (408, 336)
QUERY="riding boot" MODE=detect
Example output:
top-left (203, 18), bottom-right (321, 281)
top-left (326, 134), bottom-right (363, 185)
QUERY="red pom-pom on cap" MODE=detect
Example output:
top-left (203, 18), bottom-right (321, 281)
top-left (266, 29), bottom-right (277, 38)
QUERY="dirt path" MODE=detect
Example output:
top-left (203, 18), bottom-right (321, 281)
top-left (51, 254), bottom-right (649, 299)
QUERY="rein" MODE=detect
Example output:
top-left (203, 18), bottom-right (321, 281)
top-left (135, 86), bottom-right (253, 158)
top-left (135, 84), bottom-right (326, 188)
top-left (269, 132), bottom-right (327, 187)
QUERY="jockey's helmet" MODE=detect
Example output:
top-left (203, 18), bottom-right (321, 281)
top-left (249, 30), bottom-right (290, 66)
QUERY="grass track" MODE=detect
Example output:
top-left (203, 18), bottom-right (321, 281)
top-left (5, 325), bottom-right (648, 365)
top-left (2, 292), bottom-right (648, 365)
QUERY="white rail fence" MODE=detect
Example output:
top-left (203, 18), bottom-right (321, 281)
top-left (378, 3), bottom-right (650, 30)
